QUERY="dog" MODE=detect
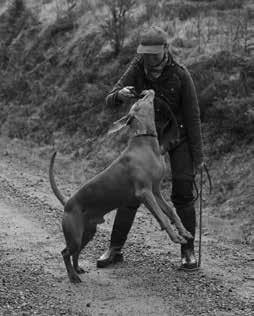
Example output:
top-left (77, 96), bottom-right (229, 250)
top-left (49, 89), bottom-right (192, 283)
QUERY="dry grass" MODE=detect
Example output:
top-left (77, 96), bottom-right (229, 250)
top-left (20, 0), bottom-right (254, 60)
top-left (0, 2), bottom-right (253, 241)
top-left (1, 132), bottom-right (253, 246)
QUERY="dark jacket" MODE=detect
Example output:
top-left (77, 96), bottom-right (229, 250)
top-left (106, 54), bottom-right (203, 167)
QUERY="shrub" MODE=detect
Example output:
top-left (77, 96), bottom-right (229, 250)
top-left (214, 0), bottom-right (243, 11)
top-left (99, 0), bottom-right (137, 56)
top-left (206, 96), bottom-right (254, 155)
top-left (0, 102), bottom-right (34, 138)
top-left (144, 0), bottom-right (161, 21)
top-left (162, 1), bottom-right (209, 21)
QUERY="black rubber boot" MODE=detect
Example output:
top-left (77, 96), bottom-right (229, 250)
top-left (97, 206), bottom-right (138, 268)
top-left (97, 246), bottom-right (123, 268)
top-left (179, 244), bottom-right (198, 271)
top-left (176, 206), bottom-right (198, 271)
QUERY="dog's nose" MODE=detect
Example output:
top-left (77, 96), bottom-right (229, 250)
top-left (140, 89), bottom-right (155, 102)
top-left (147, 89), bottom-right (155, 100)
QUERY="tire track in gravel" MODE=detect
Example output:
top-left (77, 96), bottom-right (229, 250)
top-left (0, 146), bottom-right (253, 315)
top-left (0, 166), bottom-right (183, 315)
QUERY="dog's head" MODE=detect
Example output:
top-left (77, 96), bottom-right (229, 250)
top-left (108, 89), bottom-right (155, 135)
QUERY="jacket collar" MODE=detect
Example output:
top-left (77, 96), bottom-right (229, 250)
top-left (142, 51), bottom-right (175, 81)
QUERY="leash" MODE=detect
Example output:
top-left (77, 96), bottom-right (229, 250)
top-left (129, 86), bottom-right (211, 268)
top-left (197, 163), bottom-right (212, 268)
top-left (198, 167), bottom-right (203, 268)
top-left (167, 140), bottom-right (212, 269)
top-left (193, 164), bottom-right (212, 202)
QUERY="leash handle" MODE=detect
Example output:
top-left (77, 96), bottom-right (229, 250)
top-left (198, 167), bottom-right (203, 268)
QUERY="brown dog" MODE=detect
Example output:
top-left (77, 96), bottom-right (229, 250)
top-left (49, 90), bottom-right (192, 283)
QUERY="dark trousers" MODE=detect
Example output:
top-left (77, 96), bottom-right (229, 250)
top-left (110, 141), bottom-right (196, 251)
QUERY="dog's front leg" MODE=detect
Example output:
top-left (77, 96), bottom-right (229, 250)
top-left (153, 189), bottom-right (193, 240)
top-left (135, 188), bottom-right (186, 244)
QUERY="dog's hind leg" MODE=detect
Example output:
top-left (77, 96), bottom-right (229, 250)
top-left (72, 223), bottom-right (97, 275)
top-left (62, 247), bottom-right (82, 283)
top-left (62, 212), bottom-right (83, 283)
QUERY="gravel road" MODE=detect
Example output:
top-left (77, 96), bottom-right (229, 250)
top-left (0, 141), bottom-right (253, 315)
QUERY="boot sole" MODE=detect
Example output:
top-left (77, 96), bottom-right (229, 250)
top-left (97, 253), bottom-right (123, 268)
top-left (178, 263), bottom-right (199, 272)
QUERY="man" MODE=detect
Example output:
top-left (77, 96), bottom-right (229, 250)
top-left (97, 26), bottom-right (203, 270)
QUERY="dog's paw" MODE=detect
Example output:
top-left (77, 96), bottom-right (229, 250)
top-left (178, 235), bottom-right (187, 244)
top-left (181, 229), bottom-right (193, 240)
top-left (171, 233), bottom-right (187, 244)
top-left (69, 273), bottom-right (82, 283)
top-left (173, 235), bottom-right (187, 244)
top-left (75, 266), bottom-right (86, 274)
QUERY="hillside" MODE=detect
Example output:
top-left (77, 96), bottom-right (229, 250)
top-left (0, 1), bottom-right (253, 314)
top-left (0, 0), bottom-right (253, 245)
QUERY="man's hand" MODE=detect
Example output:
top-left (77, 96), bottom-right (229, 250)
top-left (117, 86), bottom-right (137, 102)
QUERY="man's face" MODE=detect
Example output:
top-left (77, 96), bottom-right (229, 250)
top-left (143, 51), bottom-right (165, 68)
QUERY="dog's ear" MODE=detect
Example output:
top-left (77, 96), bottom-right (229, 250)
top-left (159, 119), bottom-right (180, 154)
top-left (107, 114), bottom-right (133, 135)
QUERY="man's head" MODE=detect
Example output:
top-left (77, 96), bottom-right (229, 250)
top-left (137, 26), bottom-right (168, 66)
top-left (137, 26), bottom-right (169, 78)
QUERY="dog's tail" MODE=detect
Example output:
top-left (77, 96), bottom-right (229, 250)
top-left (49, 152), bottom-right (67, 206)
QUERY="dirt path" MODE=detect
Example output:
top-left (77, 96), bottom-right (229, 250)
top-left (0, 199), bottom-right (179, 316)
top-left (0, 139), bottom-right (253, 315)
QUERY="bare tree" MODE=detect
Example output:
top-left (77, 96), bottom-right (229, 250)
top-left (100, 0), bottom-right (136, 56)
